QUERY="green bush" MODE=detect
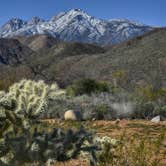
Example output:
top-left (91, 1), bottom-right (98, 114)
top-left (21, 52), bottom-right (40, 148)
top-left (91, 104), bottom-right (111, 120)
top-left (67, 79), bottom-right (110, 96)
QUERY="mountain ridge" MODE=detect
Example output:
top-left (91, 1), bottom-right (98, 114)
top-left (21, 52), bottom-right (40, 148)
top-left (0, 9), bottom-right (153, 45)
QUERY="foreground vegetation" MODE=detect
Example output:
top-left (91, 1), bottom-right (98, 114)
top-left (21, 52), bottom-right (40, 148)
top-left (0, 79), bottom-right (165, 165)
top-left (41, 120), bottom-right (166, 166)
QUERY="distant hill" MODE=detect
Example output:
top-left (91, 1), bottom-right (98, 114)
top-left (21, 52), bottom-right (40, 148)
top-left (28, 29), bottom-right (166, 88)
top-left (27, 39), bottom-right (106, 82)
top-left (0, 35), bottom-right (106, 88)
top-left (0, 29), bottom-right (166, 90)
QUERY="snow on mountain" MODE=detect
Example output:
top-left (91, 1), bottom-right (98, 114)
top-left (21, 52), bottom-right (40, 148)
top-left (0, 9), bottom-right (153, 45)
top-left (27, 16), bottom-right (45, 25)
top-left (0, 18), bottom-right (27, 36)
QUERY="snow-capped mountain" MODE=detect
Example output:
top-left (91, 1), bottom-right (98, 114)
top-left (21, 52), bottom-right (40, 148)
top-left (0, 9), bottom-right (153, 45)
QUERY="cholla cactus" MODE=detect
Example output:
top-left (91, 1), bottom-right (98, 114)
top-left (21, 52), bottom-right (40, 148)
top-left (94, 136), bottom-right (117, 148)
top-left (0, 79), bottom-right (66, 137)
top-left (3, 79), bottom-right (65, 119)
top-left (0, 79), bottom-right (66, 165)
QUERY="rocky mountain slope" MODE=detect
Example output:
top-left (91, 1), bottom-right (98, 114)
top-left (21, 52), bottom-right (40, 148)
top-left (0, 35), bottom-right (105, 89)
top-left (0, 38), bottom-right (34, 65)
top-left (15, 34), bottom-right (58, 51)
top-left (0, 9), bottom-right (153, 45)
top-left (0, 28), bottom-right (165, 90)
top-left (28, 28), bottom-right (166, 88)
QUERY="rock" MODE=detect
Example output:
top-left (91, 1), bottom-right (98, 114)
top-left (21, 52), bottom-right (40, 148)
top-left (46, 159), bottom-right (56, 166)
top-left (64, 110), bottom-right (82, 121)
top-left (92, 118), bottom-right (96, 121)
top-left (151, 116), bottom-right (160, 123)
top-left (115, 119), bottom-right (120, 124)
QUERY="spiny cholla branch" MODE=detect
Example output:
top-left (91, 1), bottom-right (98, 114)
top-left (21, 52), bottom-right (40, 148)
top-left (0, 79), bottom-right (65, 120)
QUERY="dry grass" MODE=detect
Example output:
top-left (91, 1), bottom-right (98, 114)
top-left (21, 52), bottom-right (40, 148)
top-left (53, 159), bottom-right (88, 166)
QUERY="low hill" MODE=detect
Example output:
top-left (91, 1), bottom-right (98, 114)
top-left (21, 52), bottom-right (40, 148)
top-left (0, 35), bottom-right (106, 89)
top-left (0, 29), bottom-right (166, 90)
top-left (27, 40), bottom-right (106, 82)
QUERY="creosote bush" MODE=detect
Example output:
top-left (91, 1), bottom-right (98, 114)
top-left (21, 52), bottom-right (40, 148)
top-left (67, 78), bottom-right (110, 96)
top-left (133, 85), bottom-right (166, 119)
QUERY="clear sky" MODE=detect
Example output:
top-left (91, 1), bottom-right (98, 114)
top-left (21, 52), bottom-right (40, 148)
top-left (0, 0), bottom-right (165, 26)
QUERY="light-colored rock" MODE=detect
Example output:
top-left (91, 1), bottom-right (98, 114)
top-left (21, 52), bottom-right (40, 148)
top-left (115, 119), bottom-right (120, 124)
top-left (64, 110), bottom-right (82, 121)
top-left (92, 118), bottom-right (96, 121)
top-left (151, 115), bottom-right (160, 123)
top-left (46, 159), bottom-right (56, 166)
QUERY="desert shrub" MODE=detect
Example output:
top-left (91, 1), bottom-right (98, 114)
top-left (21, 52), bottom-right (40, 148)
top-left (44, 92), bottom-right (134, 120)
top-left (135, 85), bottom-right (166, 103)
top-left (91, 104), bottom-right (111, 120)
top-left (132, 85), bottom-right (166, 119)
top-left (112, 70), bottom-right (128, 89)
top-left (67, 78), bottom-right (110, 96)
top-left (133, 102), bottom-right (155, 119)
top-left (133, 101), bottom-right (166, 119)
top-left (0, 65), bottom-right (33, 91)
top-left (161, 106), bottom-right (166, 118)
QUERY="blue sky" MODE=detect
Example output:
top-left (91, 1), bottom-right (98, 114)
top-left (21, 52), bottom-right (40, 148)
top-left (0, 0), bottom-right (165, 26)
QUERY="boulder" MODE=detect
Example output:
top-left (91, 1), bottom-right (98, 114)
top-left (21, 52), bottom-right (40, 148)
top-left (151, 115), bottom-right (160, 123)
top-left (64, 110), bottom-right (82, 121)
top-left (115, 119), bottom-right (120, 124)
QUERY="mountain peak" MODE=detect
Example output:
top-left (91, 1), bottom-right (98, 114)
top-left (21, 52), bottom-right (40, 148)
top-left (7, 18), bottom-right (25, 24)
top-left (28, 16), bottom-right (45, 25)
top-left (50, 9), bottom-right (87, 22)
top-left (0, 18), bottom-right (27, 36)
top-left (70, 8), bottom-right (84, 12)
top-left (67, 8), bottom-right (89, 17)
top-left (0, 9), bottom-right (153, 45)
